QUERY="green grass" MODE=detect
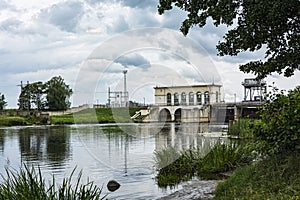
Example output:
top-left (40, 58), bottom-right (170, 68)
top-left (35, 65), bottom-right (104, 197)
top-left (155, 141), bottom-right (255, 187)
top-left (0, 116), bottom-right (27, 126)
top-left (214, 149), bottom-right (300, 199)
top-left (50, 107), bottom-right (140, 124)
top-left (0, 165), bottom-right (106, 200)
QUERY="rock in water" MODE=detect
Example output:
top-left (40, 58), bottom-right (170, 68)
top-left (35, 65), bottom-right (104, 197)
top-left (107, 180), bottom-right (121, 192)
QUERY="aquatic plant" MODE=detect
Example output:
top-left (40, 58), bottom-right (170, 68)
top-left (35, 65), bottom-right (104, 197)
top-left (155, 141), bottom-right (255, 187)
top-left (0, 165), bottom-right (106, 200)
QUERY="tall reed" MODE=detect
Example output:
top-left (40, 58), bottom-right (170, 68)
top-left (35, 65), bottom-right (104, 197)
top-left (155, 141), bottom-right (255, 187)
top-left (0, 165), bottom-right (106, 200)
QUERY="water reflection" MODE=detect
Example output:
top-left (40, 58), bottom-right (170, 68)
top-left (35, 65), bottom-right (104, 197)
top-left (0, 123), bottom-right (227, 199)
top-left (0, 126), bottom-right (71, 169)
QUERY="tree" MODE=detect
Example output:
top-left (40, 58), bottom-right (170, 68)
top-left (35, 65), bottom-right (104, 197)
top-left (45, 76), bottom-right (73, 111)
top-left (18, 84), bottom-right (31, 111)
top-left (18, 82), bottom-right (46, 111)
top-left (0, 93), bottom-right (7, 110)
top-left (158, 0), bottom-right (300, 79)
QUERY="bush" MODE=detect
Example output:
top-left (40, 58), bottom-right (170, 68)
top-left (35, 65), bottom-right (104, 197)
top-left (253, 86), bottom-right (300, 154)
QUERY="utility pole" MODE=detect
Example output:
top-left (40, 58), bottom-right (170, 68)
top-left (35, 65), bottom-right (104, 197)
top-left (123, 70), bottom-right (128, 107)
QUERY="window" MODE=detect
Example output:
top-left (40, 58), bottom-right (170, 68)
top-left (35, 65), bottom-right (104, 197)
top-left (189, 92), bottom-right (194, 105)
top-left (204, 91), bottom-right (210, 104)
top-left (167, 93), bottom-right (171, 106)
top-left (216, 91), bottom-right (219, 103)
top-left (196, 92), bottom-right (202, 105)
top-left (174, 93), bottom-right (179, 106)
top-left (181, 92), bottom-right (186, 105)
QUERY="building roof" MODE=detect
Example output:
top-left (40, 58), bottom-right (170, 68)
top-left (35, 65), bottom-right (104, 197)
top-left (154, 83), bottom-right (222, 89)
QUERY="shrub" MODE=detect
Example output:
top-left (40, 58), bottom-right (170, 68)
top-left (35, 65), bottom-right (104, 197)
top-left (253, 86), bottom-right (300, 154)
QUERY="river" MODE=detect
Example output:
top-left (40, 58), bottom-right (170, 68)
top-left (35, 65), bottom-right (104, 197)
top-left (0, 123), bottom-right (227, 199)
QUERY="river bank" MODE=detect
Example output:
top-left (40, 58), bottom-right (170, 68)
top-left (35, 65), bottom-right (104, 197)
top-left (0, 107), bottom-right (141, 126)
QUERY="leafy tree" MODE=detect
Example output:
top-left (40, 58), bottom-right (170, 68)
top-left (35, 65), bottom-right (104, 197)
top-left (45, 76), bottom-right (73, 111)
top-left (0, 93), bottom-right (7, 110)
top-left (158, 0), bottom-right (300, 79)
top-left (18, 84), bottom-right (32, 111)
top-left (18, 82), bottom-right (46, 111)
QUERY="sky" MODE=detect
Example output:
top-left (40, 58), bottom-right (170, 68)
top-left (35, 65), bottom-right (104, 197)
top-left (0, 0), bottom-right (299, 108)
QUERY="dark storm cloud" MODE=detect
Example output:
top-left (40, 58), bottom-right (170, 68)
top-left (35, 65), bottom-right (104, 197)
top-left (39, 1), bottom-right (84, 32)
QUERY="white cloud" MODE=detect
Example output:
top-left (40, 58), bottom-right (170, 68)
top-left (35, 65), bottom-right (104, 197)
top-left (38, 1), bottom-right (85, 32)
top-left (0, 0), bottom-right (298, 108)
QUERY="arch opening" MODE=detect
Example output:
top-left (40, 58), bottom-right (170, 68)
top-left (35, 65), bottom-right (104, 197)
top-left (174, 108), bottom-right (182, 122)
top-left (158, 108), bottom-right (172, 122)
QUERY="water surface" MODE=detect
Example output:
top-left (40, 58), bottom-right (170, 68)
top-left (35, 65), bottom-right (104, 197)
top-left (0, 123), bottom-right (227, 199)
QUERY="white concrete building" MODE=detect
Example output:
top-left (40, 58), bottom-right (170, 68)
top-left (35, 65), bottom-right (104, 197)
top-left (154, 84), bottom-right (222, 106)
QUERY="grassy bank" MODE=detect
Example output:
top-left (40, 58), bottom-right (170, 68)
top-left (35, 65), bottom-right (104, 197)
top-left (0, 116), bottom-right (27, 126)
top-left (50, 107), bottom-right (140, 124)
top-left (214, 149), bottom-right (300, 199)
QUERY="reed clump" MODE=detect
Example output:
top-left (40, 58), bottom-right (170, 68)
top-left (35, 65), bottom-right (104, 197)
top-left (155, 141), bottom-right (255, 187)
top-left (0, 165), bottom-right (106, 200)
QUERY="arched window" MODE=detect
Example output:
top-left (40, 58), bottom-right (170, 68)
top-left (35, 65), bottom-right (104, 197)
top-left (204, 91), bottom-right (210, 104)
top-left (167, 93), bottom-right (171, 106)
top-left (196, 92), bottom-right (202, 105)
top-left (189, 92), bottom-right (194, 105)
top-left (216, 91), bottom-right (219, 103)
top-left (181, 92), bottom-right (186, 105)
top-left (174, 92), bottom-right (179, 106)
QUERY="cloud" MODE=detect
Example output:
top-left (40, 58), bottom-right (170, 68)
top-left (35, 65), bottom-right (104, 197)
top-left (0, 18), bottom-right (22, 33)
top-left (115, 53), bottom-right (150, 69)
top-left (0, 0), bottom-right (16, 11)
top-left (38, 1), bottom-right (84, 32)
top-left (120, 0), bottom-right (157, 10)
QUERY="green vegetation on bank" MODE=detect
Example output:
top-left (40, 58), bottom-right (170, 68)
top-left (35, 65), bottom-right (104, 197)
top-left (0, 165), bottom-right (106, 200)
top-left (0, 116), bottom-right (27, 126)
top-left (214, 149), bottom-right (300, 199)
top-left (50, 107), bottom-right (140, 124)
top-left (0, 107), bottom-right (141, 126)
top-left (155, 141), bottom-right (255, 187)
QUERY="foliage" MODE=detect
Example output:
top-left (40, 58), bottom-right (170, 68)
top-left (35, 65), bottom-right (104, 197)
top-left (18, 81), bottom-right (46, 111)
top-left (155, 141), bottom-right (255, 187)
top-left (158, 0), bottom-right (300, 79)
top-left (18, 77), bottom-right (72, 111)
top-left (0, 165), bottom-right (106, 200)
top-left (45, 76), bottom-right (73, 111)
top-left (228, 118), bottom-right (257, 138)
top-left (214, 149), bottom-right (300, 200)
top-left (252, 86), bottom-right (300, 154)
top-left (0, 93), bottom-right (7, 110)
